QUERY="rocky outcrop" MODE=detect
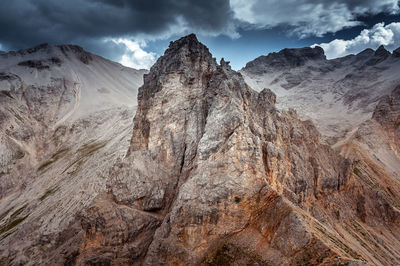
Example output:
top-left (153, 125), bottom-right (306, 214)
top-left (74, 34), bottom-right (400, 265)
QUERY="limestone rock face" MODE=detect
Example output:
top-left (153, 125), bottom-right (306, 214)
top-left (75, 35), bottom-right (400, 265)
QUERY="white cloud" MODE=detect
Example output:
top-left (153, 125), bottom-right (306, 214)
top-left (230, 0), bottom-right (399, 37)
top-left (313, 22), bottom-right (400, 59)
top-left (112, 38), bottom-right (156, 69)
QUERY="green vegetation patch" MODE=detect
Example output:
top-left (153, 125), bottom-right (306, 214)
top-left (77, 141), bottom-right (107, 157)
top-left (37, 147), bottom-right (70, 172)
top-left (38, 160), bottom-right (54, 172)
top-left (0, 204), bottom-right (29, 238)
top-left (62, 140), bottom-right (108, 175)
top-left (10, 204), bottom-right (27, 219)
top-left (353, 167), bottom-right (361, 176)
top-left (0, 216), bottom-right (28, 235)
top-left (0, 207), bottom-right (13, 222)
top-left (39, 187), bottom-right (58, 201)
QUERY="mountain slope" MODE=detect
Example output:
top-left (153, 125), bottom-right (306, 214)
top-left (1, 36), bottom-right (399, 266)
top-left (241, 45), bottom-right (400, 144)
top-left (70, 35), bottom-right (399, 265)
top-left (0, 44), bottom-right (146, 264)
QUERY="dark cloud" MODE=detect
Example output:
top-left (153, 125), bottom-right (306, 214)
top-left (0, 0), bottom-right (235, 50)
top-left (0, 0), bottom-right (399, 69)
top-left (231, 0), bottom-right (399, 37)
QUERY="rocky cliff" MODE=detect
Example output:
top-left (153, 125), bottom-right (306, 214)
top-left (73, 35), bottom-right (400, 265)
top-left (1, 35), bottom-right (400, 265)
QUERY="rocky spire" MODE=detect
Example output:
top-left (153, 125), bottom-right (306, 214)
top-left (128, 34), bottom-right (217, 153)
top-left (77, 34), bottom-right (367, 265)
top-left (374, 44), bottom-right (390, 57)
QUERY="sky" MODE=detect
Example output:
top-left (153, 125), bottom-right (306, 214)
top-left (0, 0), bottom-right (399, 70)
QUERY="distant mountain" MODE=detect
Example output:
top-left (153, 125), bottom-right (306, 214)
top-left (241, 45), bottom-right (400, 144)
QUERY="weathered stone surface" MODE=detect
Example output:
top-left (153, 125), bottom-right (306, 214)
top-left (74, 34), bottom-right (400, 265)
top-left (2, 34), bottom-right (400, 266)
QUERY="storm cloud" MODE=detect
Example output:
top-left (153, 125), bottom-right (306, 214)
top-left (231, 0), bottom-right (399, 37)
top-left (0, 0), bottom-right (236, 50)
top-left (0, 0), bottom-right (399, 68)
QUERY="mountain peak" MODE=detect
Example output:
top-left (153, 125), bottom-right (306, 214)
top-left (144, 33), bottom-right (216, 82)
top-left (242, 46), bottom-right (326, 73)
top-left (57, 44), bottom-right (93, 64)
top-left (164, 33), bottom-right (207, 56)
top-left (133, 34), bottom-right (217, 135)
top-left (374, 45), bottom-right (390, 57)
top-left (280, 46), bottom-right (325, 60)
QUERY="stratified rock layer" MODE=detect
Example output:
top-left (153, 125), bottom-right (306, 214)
top-left (76, 35), bottom-right (400, 265)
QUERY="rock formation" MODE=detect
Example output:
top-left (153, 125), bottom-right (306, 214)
top-left (74, 35), bottom-right (400, 265)
top-left (1, 35), bottom-right (400, 265)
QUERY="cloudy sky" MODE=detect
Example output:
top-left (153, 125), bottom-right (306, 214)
top-left (0, 0), bottom-right (399, 69)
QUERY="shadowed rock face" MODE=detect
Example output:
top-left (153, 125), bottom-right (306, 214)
top-left (74, 35), bottom-right (400, 265)
top-left (244, 46), bottom-right (326, 73)
top-left (393, 47), bottom-right (400, 57)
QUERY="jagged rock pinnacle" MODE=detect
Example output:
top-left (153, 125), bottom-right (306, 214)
top-left (374, 45), bottom-right (390, 57)
top-left (79, 32), bottom-right (363, 266)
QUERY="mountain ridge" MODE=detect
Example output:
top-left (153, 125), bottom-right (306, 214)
top-left (0, 34), bottom-right (400, 265)
top-left (241, 43), bottom-right (400, 143)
